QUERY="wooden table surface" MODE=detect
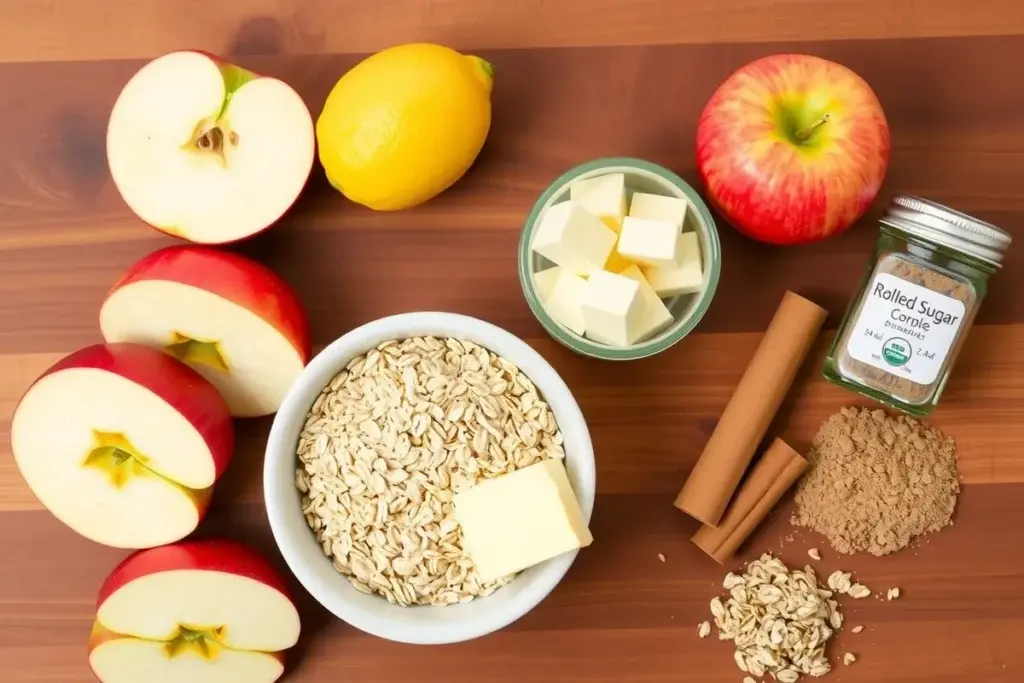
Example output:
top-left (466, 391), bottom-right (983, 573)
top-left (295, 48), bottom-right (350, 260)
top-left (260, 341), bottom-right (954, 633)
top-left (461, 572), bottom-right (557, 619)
top-left (2, 2), bottom-right (1023, 681)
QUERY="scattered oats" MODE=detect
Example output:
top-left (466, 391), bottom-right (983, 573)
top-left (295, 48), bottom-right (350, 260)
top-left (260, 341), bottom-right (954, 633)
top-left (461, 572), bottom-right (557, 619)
top-left (295, 336), bottom-right (565, 607)
top-left (887, 587), bottom-right (901, 601)
top-left (698, 621), bottom-right (711, 639)
top-left (723, 572), bottom-right (745, 590)
top-left (658, 553), bottom-right (666, 563)
top-left (743, 677), bottom-right (758, 683)
top-left (711, 596), bottom-right (725, 620)
top-left (848, 583), bottom-right (872, 599)
top-left (827, 570), bottom-right (853, 594)
top-left (807, 548), bottom-right (821, 561)
top-left (851, 625), bottom-right (864, 634)
top-left (810, 662), bottom-right (831, 677)
top-left (704, 553), bottom-right (842, 681)
top-left (843, 653), bottom-right (857, 666)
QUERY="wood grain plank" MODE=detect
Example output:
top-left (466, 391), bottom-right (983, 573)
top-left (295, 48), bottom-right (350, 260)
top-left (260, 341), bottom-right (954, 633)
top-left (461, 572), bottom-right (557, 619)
top-left (2, 212), bottom-right (1023, 353)
top-left (0, 38), bottom-right (1022, 352)
top-left (3, 38), bottom-right (1023, 248)
top-left (4, 323), bottom-right (1024, 512)
top-left (1, 0), bottom-right (1023, 63)
top-left (0, 486), bottom-right (1020, 681)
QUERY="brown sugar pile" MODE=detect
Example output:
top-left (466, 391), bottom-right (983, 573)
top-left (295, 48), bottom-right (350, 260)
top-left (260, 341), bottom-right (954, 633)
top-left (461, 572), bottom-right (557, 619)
top-left (792, 406), bottom-right (960, 556)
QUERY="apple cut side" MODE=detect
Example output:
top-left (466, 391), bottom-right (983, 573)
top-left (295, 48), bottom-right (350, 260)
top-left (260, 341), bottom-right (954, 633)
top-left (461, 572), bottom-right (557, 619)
top-left (100, 245), bottom-right (311, 417)
top-left (89, 626), bottom-right (285, 683)
top-left (106, 51), bottom-right (315, 244)
top-left (10, 343), bottom-right (233, 549)
top-left (90, 539), bottom-right (300, 683)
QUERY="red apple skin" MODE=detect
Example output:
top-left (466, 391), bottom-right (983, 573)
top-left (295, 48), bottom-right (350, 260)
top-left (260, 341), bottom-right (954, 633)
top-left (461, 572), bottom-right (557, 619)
top-left (22, 343), bottom-right (234, 482)
top-left (96, 538), bottom-right (295, 611)
top-left (105, 245), bottom-right (311, 363)
top-left (115, 50), bottom-right (315, 246)
top-left (696, 54), bottom-right (890, 246)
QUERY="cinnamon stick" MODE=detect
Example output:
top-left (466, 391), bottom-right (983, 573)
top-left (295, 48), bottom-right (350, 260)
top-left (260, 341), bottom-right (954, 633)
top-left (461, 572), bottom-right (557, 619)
top-left (691, 438), bottom-right (808, 564)
top-left (674, 291), bottom-right (827, 526)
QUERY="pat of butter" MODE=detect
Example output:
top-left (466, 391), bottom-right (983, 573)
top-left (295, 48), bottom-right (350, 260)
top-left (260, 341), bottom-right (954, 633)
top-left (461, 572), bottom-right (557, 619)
top-left (532, 266), bottom-right (562, 302)
top-left (454, 459), bottom-right (593, 583)
top-left (629, 192), bottom-right (689, 230)
top-left (616, 216), bottom-right (681, 268)
top-left (574, 173), bottom-right (627, 232)
top-left (581, 270), bottom-right (644, 347)
top-left (603, 247), bottom-right (636, 274)
top-left (543, 270), bottom-right (587, 335)
top-left (531, 201), bottom-right (616, 276)
top-left (569, 175), bottom-right (604, 199)
top-left (618, 265), bottom-right (674, 341)
top-left (642, 231), bottom-right (704, 297)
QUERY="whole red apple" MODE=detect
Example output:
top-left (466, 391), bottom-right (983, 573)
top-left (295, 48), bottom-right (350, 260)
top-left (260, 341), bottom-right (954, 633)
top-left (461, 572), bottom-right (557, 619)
top-left (696, 54), bottom-right (890, 245)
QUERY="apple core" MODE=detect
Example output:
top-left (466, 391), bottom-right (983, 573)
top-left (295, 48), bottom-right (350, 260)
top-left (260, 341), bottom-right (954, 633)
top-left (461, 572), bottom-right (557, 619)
top-left (165, 331), bottom-right (230, 372)
top-left (187, 117), bottom-right (240, 168)
top-left (83, 430), bottom-right (158, 488)
top-left (164, 624), bottom-right (228, 660)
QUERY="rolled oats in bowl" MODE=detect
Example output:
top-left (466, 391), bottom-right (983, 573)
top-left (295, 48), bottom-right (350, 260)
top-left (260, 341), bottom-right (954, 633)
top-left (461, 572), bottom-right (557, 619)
top-left (294, 335), bottom-right (565, 607)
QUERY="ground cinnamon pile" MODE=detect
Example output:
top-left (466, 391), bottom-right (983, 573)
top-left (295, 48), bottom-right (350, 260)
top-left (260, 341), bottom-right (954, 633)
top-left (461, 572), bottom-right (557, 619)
top-left (792, 406), bottom-right (960, 556)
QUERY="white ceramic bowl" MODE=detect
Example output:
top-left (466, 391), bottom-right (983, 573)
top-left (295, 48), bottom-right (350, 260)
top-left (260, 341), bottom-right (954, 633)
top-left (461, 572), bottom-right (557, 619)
top-left (264, 312), bottom-right (596, 644)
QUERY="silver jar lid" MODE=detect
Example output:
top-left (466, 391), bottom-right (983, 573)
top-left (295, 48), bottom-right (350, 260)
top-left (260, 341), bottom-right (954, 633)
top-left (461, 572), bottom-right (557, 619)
top-left (880, 195), bottom-right (1012, 266)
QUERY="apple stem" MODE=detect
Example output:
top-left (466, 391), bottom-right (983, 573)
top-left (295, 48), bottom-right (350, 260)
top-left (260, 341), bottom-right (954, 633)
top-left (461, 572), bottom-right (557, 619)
top-left (795, 113), bottom-right (831, 142)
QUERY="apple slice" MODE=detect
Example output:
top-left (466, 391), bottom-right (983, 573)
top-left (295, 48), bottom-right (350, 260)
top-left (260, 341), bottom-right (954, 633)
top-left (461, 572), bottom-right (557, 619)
top-left (10, 343), bottom-right (233, 549)
top-left (106, 51), bottom-right (315, 244)
top-left (89, 539), bottom-right (301, 683)
top-left (99, 245), bottom-right (311, 417)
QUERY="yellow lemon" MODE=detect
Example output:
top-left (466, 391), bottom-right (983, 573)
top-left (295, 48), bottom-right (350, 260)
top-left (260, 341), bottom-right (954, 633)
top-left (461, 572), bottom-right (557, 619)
top-left (316, 43), bottom-right (494, 211)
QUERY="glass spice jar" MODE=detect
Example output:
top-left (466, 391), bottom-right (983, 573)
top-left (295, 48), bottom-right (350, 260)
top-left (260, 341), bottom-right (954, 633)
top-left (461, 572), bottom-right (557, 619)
top-left (823, 195), bottom-right (1012, 417)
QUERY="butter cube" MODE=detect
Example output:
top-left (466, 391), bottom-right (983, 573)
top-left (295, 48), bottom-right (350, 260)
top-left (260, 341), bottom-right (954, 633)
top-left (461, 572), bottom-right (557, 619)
top-left (574, 173), bottom-right (627, 232)
top-left (629, 192), bottom-right (689, 230)
top-left (618, 265), bottom-right (674, 341)
top-left (531, 201), bottom-right (616, 276)
top-left (543, 270), bottom-right (587, 335)
top-left (581, 270), bottom-right (644, 347)
top-left (568, 175), bottom-right (604, 199)
top-left (532, 266), bottom-right (562, 302)
top-left (616, 216), bottom-right (681, 268)
top-left (602, 247), bottom-right (636, 274)
top-left (454, 459), bottom-right (593, 583)
top-left (642, 231), bottom-right (704, 297)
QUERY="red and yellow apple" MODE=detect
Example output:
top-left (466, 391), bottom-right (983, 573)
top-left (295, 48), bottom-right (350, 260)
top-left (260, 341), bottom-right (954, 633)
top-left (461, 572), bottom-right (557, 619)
top-left (696, 53), bottom-right (890, 245)
top-left (10, 343), bottom-right (233, 549)
top-left (89, 538), bottom-right (301, 683)
top-left (99, 245), bottom-right (311, 418)
top-left (106, 50), bottom-right (315, 244)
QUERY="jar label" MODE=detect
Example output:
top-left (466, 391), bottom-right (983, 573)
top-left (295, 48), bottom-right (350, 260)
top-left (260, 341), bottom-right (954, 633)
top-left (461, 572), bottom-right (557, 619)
top-left (845, 272), bottom-right (966, 386)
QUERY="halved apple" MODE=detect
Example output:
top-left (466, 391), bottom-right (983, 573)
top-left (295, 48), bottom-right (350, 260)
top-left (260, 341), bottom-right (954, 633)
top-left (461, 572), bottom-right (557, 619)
top-left (99, 245), bottom-right (311, 417)
top-left (106, 50), bottom-right (315, 244)
top-left (10, 343), bottom-right (233, 549)
top-left (89, 538), bottom-right (301, 683)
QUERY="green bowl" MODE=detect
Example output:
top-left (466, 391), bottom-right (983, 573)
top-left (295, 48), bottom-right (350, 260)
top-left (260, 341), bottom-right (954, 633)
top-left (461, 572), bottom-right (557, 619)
top-left (518, 157), bottom-right (721, 360)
